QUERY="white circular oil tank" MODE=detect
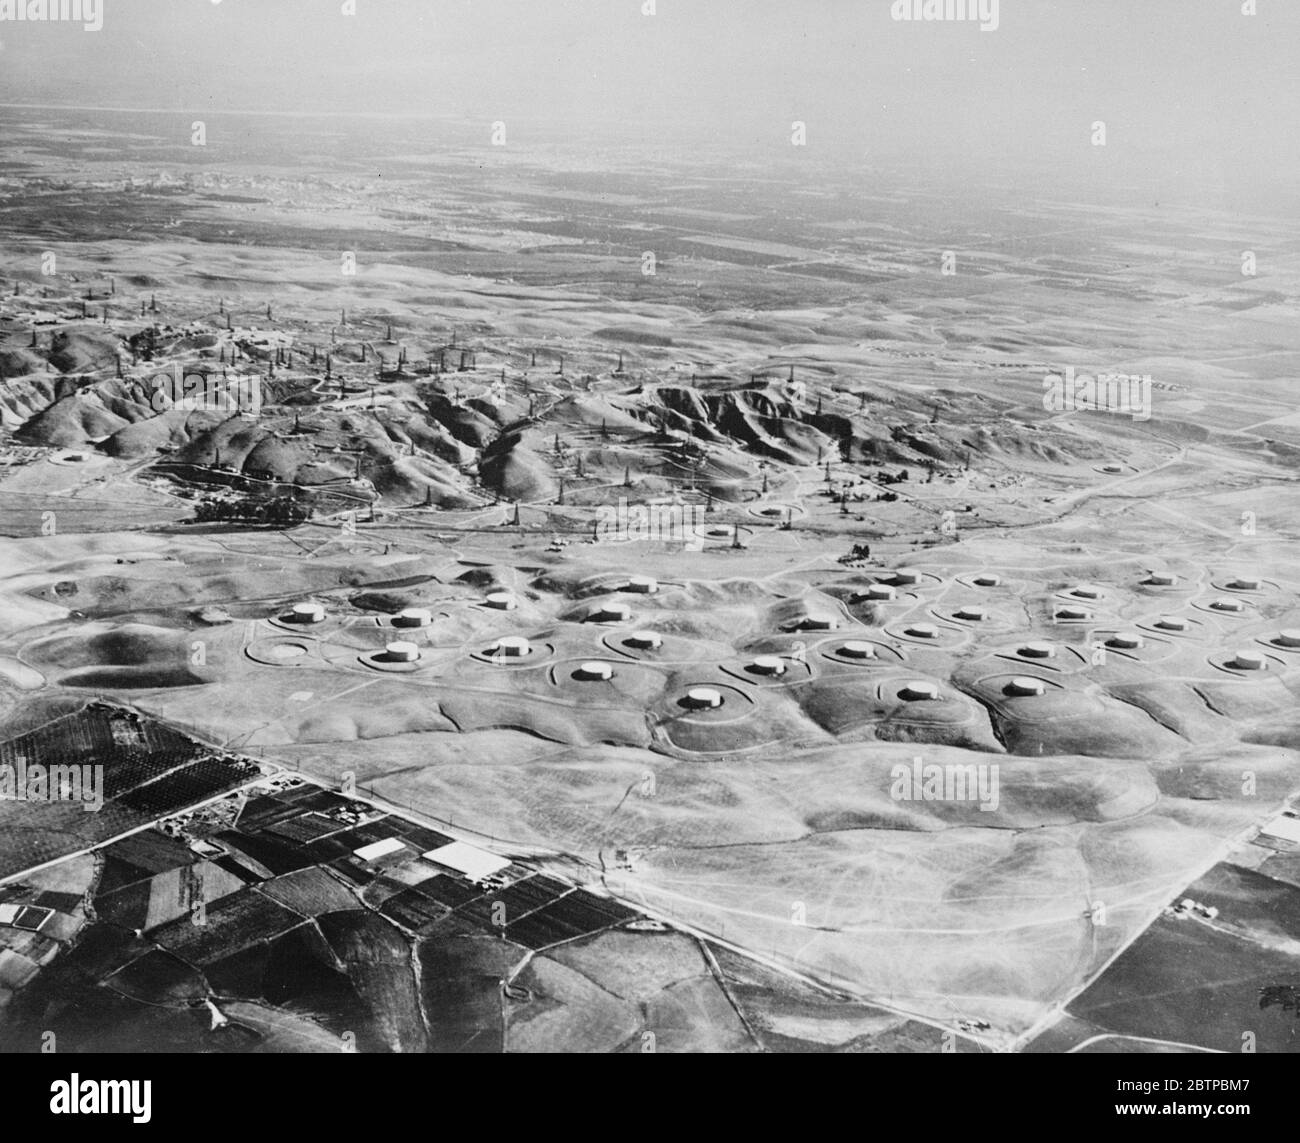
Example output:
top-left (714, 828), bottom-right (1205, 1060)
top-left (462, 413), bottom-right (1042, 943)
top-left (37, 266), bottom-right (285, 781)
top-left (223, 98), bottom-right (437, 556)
top-left (864, 584), bottom-right (897, 602)
top-left (578, 661), bottom-right (614, 680)
top-left (685, 687), bottom-right (723, 709)
top-left (626, 630), bottom-right (663, 650)
top-left (1056, 606), bottom-right (1091, 620)
top-left (625, 575), bottom-right (658, 594)
top-left (752, 655), bottom-right (786, 676)
top-left (494, 636), bottom-right (531, 658)
top-left (591, 602), bottom-right (632, 622)
top-left (1102, 464), bottom-right (1123, 474)
top-left (893, 568), bottom-right (921, 586)
top-left (899, 680), bottom-right (940, 701)
top-left (1108, 632), bottom-right (1144, 650)
top-left (955, 606), bottom-right (987, 621)
top-left (1146, 573), bottom-right (1176, 586)
top-left (395, 608), bottom-right (431, 628)
top-left (840, 640), bottom-right (876, 659)
top-left (1007, 677), bottom-right (1047, 697)
top-left (906, 623), bottom-right (939, 639)
top-left (972, 574), bottom-right (1001, 587)
top-left (292, 602), bottom-right (325, 624)
top-left (801, 615), bottom-right (837, 631)
top-left (385, 641), bottom-right (421, 663)
top-left (1020, 642), bottom-right (1056, 659)
top-left (1231, 576), bottom-right (1263, 591)
top-left (1071, 586), bottom-right (1101, 600)
top-left (1211, 598), bottom-right (1245, 613)
top-left (485, 592), bottom-right (517, 611)
top-left (1233, 650), bottom-right (1266, 671)
top-left (1156, 616), bottom-right (1189, 631)
top-left (1275, 630), bottom-right (1300, 648)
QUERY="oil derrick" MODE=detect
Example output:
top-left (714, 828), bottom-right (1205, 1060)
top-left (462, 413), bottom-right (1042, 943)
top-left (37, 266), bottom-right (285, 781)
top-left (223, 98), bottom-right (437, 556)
top-left (425, 484), bottom-right (436, 508)
top-left (311, 345), bottom-right (318, 364)
top-left (576, 453), bottom-right (586, 478)
top-left (266, 303), bottom-right (273, 321)
top-left (139, 302), bottom-right (146, 318)
top-left (815, 395), bottom-right (823, 416)
top-left (601, 419), bottom-right (609, 440)
top-left (824, 460), bottom-right (833, 483)
top-left (557, 477), bottom-right (566, 505)
top-left (110, 278), bottom-right (116, 296)
top-left (459, 350), bottom-right (468, 372)
top-left (761, 470), bottom-right (769, 494)
top-left (706, 492), bottom-right (714, 513)
top-left (783, 509), bottom-right (793, 530)
top-left (731, 526), bottom-right (743, 550)
top-left (361, 344), bottom-right (367, 361)
top-left (437, 349), bottom-right (446, 372)
top-left (28, 329), bottom-right (36, 348)
top-left (840, 490), bottom-right (849, 514)
top-left (325, 355), bottom-right (332, 379)
top-left (341, 309), bottom-right (347, 325)
top-left (616, 350), bottom-right (625, 374)
top-left (556, 353), bottom-right (564, 376)
top-left (80, 300), bottom-right (87, 319)
top-left (510, 502), bottom-right (521, 526)
top-left (530, 350), bottom-right (537, 368)
top-left (150, 294), bottom-right (157, 313)
top-left (527, 395), bottom-right (535, 418)
top-left (788, 365), bottom-right (794, 383)
top-left (386, 322), bottom-right (393, 341)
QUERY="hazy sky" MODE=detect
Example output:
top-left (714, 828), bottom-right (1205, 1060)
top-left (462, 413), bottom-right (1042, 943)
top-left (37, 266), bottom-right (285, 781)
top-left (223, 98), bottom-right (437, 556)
top-left (0, 0), bottom-right (1294, 191)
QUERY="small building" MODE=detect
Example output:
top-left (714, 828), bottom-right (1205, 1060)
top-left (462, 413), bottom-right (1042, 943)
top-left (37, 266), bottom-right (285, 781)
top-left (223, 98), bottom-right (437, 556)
top-left (423, 841), bottom-right (512, 884)
top-left (1259, 815), bottom-right (1300, 849)
top-left (353, 837), bottom-right (407, 863)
